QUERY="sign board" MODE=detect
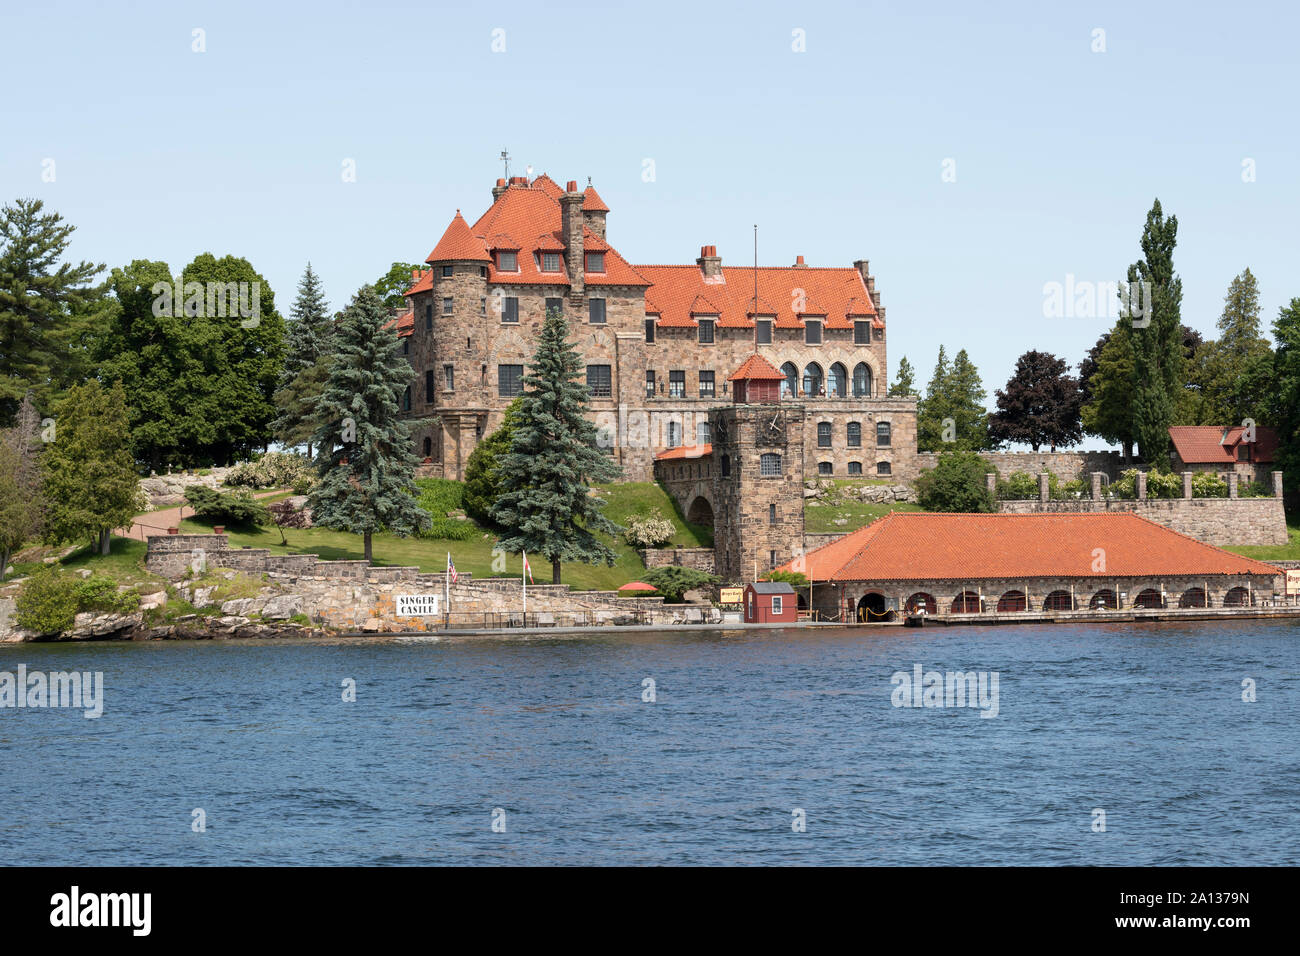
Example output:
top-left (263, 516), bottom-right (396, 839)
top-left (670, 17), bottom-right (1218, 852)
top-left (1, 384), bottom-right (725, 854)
top-left (719, 587), bottom-right (743, 605)
top-left (1286, 570), bottom-right (1300, 597)
top-left (395, 594), bottom-right (441, 617)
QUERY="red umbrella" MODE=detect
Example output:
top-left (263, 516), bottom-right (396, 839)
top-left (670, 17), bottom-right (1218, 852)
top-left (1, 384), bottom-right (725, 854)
top-left (618, 581), bottom-right (658, 594)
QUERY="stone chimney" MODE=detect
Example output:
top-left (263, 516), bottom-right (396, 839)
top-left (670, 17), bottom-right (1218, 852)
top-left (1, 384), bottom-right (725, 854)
top-left (854, 258), bottom-right (885, 323)
top-left (560, 180), bottom-right (585, 300)
top-left (697, 244), bottom-right (722, 279)
top-left (492, 177), bottom-right (508, 201)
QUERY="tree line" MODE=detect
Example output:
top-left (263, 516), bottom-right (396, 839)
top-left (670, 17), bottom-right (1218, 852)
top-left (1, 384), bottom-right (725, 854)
top-left (891, 199), bottom-right (1300, 487)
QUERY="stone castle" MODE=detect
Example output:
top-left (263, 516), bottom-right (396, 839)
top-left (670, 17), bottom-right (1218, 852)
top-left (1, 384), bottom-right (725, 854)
top-left (394, 173), bottom-right (920, 487)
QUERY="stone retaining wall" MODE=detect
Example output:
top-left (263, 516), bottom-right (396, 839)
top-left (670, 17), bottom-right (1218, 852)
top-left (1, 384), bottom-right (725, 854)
top-left (996, 497), bottom-right (1288, 546)
top-left (640, 547), bottom-right (716, 572)
top-left (916, 450), bottom-right (1125, 481)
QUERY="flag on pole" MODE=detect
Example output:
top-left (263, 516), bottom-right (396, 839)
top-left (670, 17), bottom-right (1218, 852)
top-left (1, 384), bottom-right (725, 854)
top-left (447, 553), bottom-right (458, 584)
top-left (523, 551), bottom-right (534, 585)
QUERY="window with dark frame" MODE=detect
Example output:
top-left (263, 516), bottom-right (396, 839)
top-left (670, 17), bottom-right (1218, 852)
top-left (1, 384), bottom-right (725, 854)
top-left (760, 452), bottom-right (781, 476)
top-left (698, 318), bottom-right (715, 344)
top-left (425, 304), bottom-right (432, 330)
top-left (645, 370), bottom-right (655, 397)
top-left (848, 461), bottom-right (863, 475)
top-left (645, 318), bottom-right (656, 343)
top-left (805, 320), bottom-right (822, 344)
top-left (586, 364), bottom-right (612, 398)
top-left (586, 252), bottom-right (605, 273)
top-left (541, 252), bottom-right (561, 272)
top-left (589, 298), bottom-right (606, 324)
top-left (442, 297), bottom-right (453, 314)
top-left (854, 320), bottom-right (871, 345)
top-left (442, 265), bottom-right (453, 278)
top-left (443, 364), bottom-right (454, 391)
top-left (817, 422), bottom-right (832, 447)
top-left (502, 297), bottom-right (519, 323)
top-left (877, 461), bottom-right (892, 476)
top-left (877, 421), bottom-right (892, 447)
top-left (545, 296), bottom-right (563, 316)
top-left (425, 369), bottom-right (435, 403)
top-left (668, 370), bottom-right (685, 398)
top-left (498, 251), bottom-right (517, 272)
top-left (498, 364), bottom-right (523, 397)
top-left (847, 422), bottom-right (861, 447)
top-left (755, 319), bottom-right (772, 344)
top-left (818, 461), bottom-right (833, 476)
top-left (699, 370), bottom-right (715, 397)
top-left (769, 503), bottom-right (776, 524)
top-left (402, 386), bottom-right (411, 411)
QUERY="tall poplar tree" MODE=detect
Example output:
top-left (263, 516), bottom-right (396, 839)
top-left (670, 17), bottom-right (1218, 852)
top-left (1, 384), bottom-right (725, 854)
top-left (491, 307), bottom-right (622, 584)
top-left (1126, 199), bottom-right (1184, 463)
top-left (307, 285), bottom-right (428, 562)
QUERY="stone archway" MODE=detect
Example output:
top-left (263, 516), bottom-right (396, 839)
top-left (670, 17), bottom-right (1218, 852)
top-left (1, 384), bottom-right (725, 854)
top-left (686, 495), bottom-right (715, 527)
top-left (857, 592), bottom-right (891, 622)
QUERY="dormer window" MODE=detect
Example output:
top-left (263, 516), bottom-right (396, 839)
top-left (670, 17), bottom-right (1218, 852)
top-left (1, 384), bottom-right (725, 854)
top-left (541, 252), bottom-right (561, 272)
top-left (755, 318), bottom-right (773, 344)
top-left (585, 252), bottom-right (605, 273)
top-left (697, 318), bottom-right (715, 344)
top-left (805, 320), bottom-right (823, 345)
top-left (497, 251), bottom-right (518, 272)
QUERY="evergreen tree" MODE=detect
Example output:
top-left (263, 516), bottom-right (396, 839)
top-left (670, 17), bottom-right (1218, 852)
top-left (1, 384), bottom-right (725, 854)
top-left (1126, 199), bottom-right (1184, 463)
top-left (1272, 298), bottom-right (1300, 492)
top-left (41, 381), bottom-right (144, 555)
top-left (307, 285), bottom-right (428, 562)
top-left (947, 349), bottom-right (991, 449)
top-left (1195, 269), bottom-right (1274, 425)
top-left (916, 346), bottom-right (952, 451)
top-left (888, 356), bottom-right (917, 397)
top-left (0, 198), bottom-right (105, 424)
top-left (988, 350), bottom-right (1082, 451)
top-left (274, 263), bottom-right (334, 456)
top-left (491, 307), bottom-right (622, 584)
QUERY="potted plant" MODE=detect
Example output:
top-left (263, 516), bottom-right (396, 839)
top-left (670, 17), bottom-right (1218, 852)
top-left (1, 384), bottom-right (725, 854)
top-left (167, 527), bottom-right (179, 535)
top-left (213, 525), bottom-right (225, 535)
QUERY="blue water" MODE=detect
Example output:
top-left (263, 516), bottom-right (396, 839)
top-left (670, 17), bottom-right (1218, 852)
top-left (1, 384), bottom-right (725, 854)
top-left (2, 620), bottom-right (1297, 865)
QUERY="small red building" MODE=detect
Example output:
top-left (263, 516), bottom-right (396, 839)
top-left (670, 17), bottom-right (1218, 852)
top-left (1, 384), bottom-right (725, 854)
top-left (728, 354), bottom-right (785, 403)
top-left (744, 581), bottom-right (798, 623)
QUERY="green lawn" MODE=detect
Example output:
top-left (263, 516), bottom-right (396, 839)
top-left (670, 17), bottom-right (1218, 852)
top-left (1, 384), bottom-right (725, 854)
top-left (9, 536), bottom-right (151, 584)
top-left (177, 480), bottom-right (710, 591)
top-left (804, 479), bottom-right (925, 534)
top-left (1224, 521), bottom-right (1300, 561)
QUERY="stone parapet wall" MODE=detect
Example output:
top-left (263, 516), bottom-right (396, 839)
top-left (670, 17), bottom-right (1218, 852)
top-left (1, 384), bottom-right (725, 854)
top-left (640, 548), bottom-right (716, 572)
top-left (916, 450), bottom-right (1124, 481)
top-left (995, 497), bottom-right (1288, 546)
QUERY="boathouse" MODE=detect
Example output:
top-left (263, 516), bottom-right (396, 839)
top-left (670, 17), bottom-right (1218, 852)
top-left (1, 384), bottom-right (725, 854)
top-left (778, 512), bottom-right (1283, 623)
top-left (744, 581), bottom-right (798, 623)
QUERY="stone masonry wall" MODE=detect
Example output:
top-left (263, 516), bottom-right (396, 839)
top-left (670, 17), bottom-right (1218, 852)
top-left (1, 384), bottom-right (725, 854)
top-left (996, 497), bottom-right (1288, 546)
top-left (915, 450), bottom-right (1125, 481)
top-left (640, 548), bottom-right (716, 572)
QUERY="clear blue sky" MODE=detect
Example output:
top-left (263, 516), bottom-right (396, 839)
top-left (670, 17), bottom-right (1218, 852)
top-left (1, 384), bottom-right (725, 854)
top-left (4, 0), bottom-right (1297, 442)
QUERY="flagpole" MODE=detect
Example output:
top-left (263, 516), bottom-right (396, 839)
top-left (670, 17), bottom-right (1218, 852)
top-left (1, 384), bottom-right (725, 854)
top-left (522, 550), bottom-right (528, 620)
top-left (445, 552), bottom-right (451, 628)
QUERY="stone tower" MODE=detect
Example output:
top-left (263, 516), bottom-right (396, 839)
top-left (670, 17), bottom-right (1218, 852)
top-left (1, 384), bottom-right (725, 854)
top-left (710, 357), bottom-right (807, 583)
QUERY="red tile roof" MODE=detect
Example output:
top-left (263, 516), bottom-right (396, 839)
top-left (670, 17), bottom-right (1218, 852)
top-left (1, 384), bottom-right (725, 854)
top-left (1169, 425), bottom-right (1277, 464)
top-left (383, 309), bottom-right (414, 337)
top-left (582, 185), bottom-right (609, 212)
top-left (636, 264), bottom-right (876, 331)
top-left (426, 211), bottom-right (491, 263)
top-left (531, 173), bottom-right (565, 199)
top-left (653, 443), bottom-right (712, 461)
top-left (780, 512), bottom-right (1281, 582)
top-left (728, 354), bottom-right (785, 381)
top-left (404, 268), bottom-right (433, 297)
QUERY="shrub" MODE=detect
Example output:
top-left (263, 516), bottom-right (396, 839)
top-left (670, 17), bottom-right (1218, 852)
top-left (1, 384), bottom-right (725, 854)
top-left (15, 570), bottom-right (79, 635)
top-left (1112, 467), bottom-right (1184, 499)
top-left (183, 486), bottom-right (270, 526)
top-left (1191, 472), bottom-right (1227, 498)
top-left (641, 566), bottom-right (719, 602)
top-left (463, 399), bottom-right (522, 525)
top-left (72, 575), bottom-right (141, 615)
top-left (1239, 480), bottom-right (1271, 498)
top-left (291, 475), bottom-right (316, 496)
top-left (414, 478), bottom-right (476, 540)
top-left (225, 453), bottom-right (315, 490)
top-left (623, 511), bottom-right (676, 549)
top-left (762, 569), bottom-right (809, 588)
top-left (915, 451), bottom-right (997, 513)
top-left (996, 471), bottom-right (1040, 500)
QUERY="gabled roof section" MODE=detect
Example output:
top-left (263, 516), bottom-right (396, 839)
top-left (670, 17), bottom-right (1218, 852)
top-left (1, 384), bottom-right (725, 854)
top-left (530, 173), bottom-right (565, 199)
top-left (383, 309), bottom-right (414, 338)
top-left (688, 293), bottom-right (723, 316)
top-left (404, 268), bottom-right (433, 297)
top-left (728, 354), bottom-right (785, 381)
top-left (779, 512), bottom-right (1282, 582)
top-left (1169, 425), bottom-right (1277, 464)
top-left (426, 211), bottom-right (491, 263)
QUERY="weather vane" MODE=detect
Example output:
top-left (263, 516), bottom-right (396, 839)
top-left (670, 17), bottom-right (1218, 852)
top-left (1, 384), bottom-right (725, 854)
top-left (500, 148), bottom-right (510, 180)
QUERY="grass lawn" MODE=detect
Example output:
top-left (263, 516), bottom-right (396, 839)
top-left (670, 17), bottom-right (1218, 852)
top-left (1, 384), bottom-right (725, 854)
top-left (9, 536), bottom-right (151, 584)
top-left (177, 480), bottom-right (710, 591)
top-left (804, 479), bottom-right (925, 534)
top-left (1223, 521), bottom-right (1300, 561)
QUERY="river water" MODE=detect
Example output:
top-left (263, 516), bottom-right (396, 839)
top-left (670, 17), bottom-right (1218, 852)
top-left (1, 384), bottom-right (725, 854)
top-left (2, 620), bottom-right (1296, 865)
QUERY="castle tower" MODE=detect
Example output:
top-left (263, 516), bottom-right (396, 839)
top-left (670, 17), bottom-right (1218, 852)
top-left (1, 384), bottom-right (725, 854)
top-left (710, 356), bottom-right (806, 583)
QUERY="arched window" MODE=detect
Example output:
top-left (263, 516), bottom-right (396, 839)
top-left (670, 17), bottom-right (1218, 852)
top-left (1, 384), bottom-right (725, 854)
top-left (780, 362), bottom-right (798, 397)
top-left (802, 363), bottom-right (823, 397)
top-left (1089, 589), bottom-right (1118, 609)
top-left (720, 454), bottom-right (731, 477)
top-left (1223, 586), bottom-right (1251, 607)
top-left (853, 362), bottom-right (872, 397)
top-left (1178, 587), bottom-right (1207, 608)
top-left (876, 461), bottom-right (891, 476)
top-left (997, 590), bottom-right (1027, 612)
top-left (818, 461), bottom-right (833, 476)
top-left (1133, 588), bottom-right (1164, 609)
top-left (1043, 590), bottom-right (1074, 611)
top-left (696, 420), bottom-right (711, 445)
top-left (760, 453), bottom-right (781, 476)
top-left (829, 363), bottom-right (847, 398)
top-left (848, 461), bottom-right (862, 475)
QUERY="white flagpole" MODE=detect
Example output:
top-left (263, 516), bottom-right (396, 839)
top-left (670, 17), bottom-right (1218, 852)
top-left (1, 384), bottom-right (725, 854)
top-left (522, 550), bottom-right (528, 619)
top-left (445, 552), bottom-right (450, 622)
